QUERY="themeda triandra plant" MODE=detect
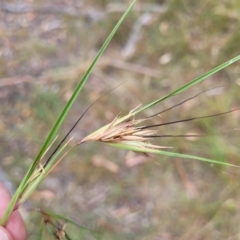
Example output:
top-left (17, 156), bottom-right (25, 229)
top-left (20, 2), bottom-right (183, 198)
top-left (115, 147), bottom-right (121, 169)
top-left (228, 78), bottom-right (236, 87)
top-left (1, 0), bottom-right (240, 238)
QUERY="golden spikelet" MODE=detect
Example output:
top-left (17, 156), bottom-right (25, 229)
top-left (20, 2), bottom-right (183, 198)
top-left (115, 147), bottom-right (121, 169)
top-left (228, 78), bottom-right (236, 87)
top-left (80, 113), bottom-right (171, 151)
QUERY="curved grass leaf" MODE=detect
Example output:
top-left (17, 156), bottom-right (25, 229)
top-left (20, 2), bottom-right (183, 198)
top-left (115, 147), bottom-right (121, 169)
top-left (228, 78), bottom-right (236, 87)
top-left (108, 143), bottom-right (240, 168)
top-left (133, 55), bottom-right (240, 115)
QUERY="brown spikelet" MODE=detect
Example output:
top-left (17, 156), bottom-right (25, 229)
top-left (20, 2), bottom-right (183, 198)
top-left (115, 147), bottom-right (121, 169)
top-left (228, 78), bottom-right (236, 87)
top-left (80, 113), bottom-right (171, 150)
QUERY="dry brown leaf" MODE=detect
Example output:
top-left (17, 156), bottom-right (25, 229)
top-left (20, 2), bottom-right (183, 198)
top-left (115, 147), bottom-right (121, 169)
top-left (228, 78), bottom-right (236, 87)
top-left (110, 206), bottom-right (131, 218)
top-left (92, 155), bottom-right (119, 173)
top-left (125, 151), bottom-right (148, 167)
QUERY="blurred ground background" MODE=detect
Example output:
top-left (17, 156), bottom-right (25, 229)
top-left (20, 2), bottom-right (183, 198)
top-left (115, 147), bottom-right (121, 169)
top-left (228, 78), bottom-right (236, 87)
top-left (1, 0), bottom-right (240, 239)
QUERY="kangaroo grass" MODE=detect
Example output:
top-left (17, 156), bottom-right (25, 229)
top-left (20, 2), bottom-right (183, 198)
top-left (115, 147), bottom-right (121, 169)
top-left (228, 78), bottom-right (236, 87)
top-left (1, 0), bottom-right (240, 237)
top-left (80, 106), bottom-right (240, 168)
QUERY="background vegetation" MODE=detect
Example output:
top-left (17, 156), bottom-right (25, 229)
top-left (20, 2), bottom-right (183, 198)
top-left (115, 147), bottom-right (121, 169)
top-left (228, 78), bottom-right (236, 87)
top-left (0, 0), bottom-right (240, 239)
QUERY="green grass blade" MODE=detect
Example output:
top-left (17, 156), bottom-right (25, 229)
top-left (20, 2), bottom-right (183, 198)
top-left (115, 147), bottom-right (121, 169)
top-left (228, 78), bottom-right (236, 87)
top-left (0, 167), bottom-right (32, 225)
top-left (38, 220), bottom-right (44, 240)
top-left (0, 140), bottom-right (69, 225)
top-left (29, 0), bottom-right (137, 173)
top-left (0, 0), bottom-right (136, 226)
top-left (108, 143), bottom-right (240, 168)
top-left (133, 55), bottom-right (240, 115)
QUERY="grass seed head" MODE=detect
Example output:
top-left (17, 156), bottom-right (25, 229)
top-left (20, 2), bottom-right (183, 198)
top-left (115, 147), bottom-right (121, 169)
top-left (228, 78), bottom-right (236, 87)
top-left (81, 113), bottom-right (171, 152)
